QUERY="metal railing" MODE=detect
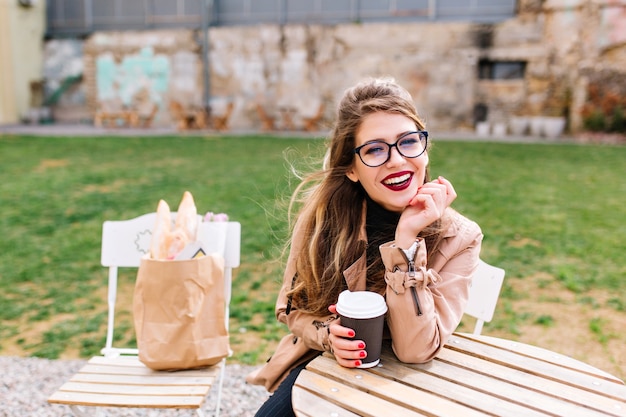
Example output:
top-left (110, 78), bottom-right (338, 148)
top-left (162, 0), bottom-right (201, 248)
top-left (46, 0), bottom-right (517, 37)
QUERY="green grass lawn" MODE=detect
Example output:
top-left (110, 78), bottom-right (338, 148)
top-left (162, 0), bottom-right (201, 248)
top-left (1, 134), bottom-right (625, 368)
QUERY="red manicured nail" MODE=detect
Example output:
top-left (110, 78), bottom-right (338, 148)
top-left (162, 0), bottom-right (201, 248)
top-left (348, 330), bottom-right (355, 337)
top-left (354, 360), bottom-right (361, 366)
top-left (358, 342), bottom-right (365, 349)
top-left (359, 351), bottom-right (366, 358)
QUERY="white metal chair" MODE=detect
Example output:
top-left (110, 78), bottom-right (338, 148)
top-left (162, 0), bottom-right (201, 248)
top-left (463, 259), bottom-right (505, 335)
top-left (48, 212), bottom-right (240, 417)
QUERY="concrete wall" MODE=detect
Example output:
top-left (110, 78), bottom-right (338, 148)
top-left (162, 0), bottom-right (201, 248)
top-left (0, 0), bottom-right (46, 124)
top-left (44, 0), bottom-right (626, 134)
top-left (43, 39), bottom-right (86, 123)
top-left (82, 30), bottom-right (202, 126)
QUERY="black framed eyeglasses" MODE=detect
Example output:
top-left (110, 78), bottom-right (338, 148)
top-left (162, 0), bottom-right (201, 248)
top-left (354, 131), bottom-right (428, 167)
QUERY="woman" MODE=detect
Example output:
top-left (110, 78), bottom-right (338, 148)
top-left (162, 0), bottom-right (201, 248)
top-left (247, 77), bottom-right (483, 416)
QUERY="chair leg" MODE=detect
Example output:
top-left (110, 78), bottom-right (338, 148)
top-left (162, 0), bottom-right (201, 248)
top-left (473, 319), bottom-right (484, 335)
top-left (70, 405), bottom-right (95, 417)
top-left (213, 359), bottom-right (226, 417)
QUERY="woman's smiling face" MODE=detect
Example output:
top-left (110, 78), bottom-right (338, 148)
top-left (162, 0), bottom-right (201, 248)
top-left (346, 111), bottom-right (429, 212)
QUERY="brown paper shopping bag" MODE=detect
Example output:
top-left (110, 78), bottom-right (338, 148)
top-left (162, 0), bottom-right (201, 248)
top-left (133, 253), bottom-right (230, 370)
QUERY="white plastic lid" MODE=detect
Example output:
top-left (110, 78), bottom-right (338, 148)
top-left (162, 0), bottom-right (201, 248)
top-left (336, 290), bottom-right (388, 319)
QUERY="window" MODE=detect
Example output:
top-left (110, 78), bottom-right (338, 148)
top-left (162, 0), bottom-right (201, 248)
top-left (478, 60), bottom-right (526, 80)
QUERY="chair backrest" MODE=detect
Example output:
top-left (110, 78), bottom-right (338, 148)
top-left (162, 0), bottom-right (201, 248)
top-left (101, 213), bottom-right (240, 268)
top-left (100, 212), bottom-right (241, 356)
top-left (464, 259), bottom-right (505, 335)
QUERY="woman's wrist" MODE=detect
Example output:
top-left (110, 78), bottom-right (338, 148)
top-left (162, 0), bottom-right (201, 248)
top-left (395, 233), bottom-right (419, 249)
top-left (395, 218), bottom-right (423, 248)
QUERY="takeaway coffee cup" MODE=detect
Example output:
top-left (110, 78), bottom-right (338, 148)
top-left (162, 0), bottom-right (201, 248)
top-left (336, 290), bottom-right (388, 368)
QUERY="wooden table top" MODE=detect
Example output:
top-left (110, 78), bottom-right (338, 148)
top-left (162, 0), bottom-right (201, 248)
top-left (292, 332), bottom-right (626, 417)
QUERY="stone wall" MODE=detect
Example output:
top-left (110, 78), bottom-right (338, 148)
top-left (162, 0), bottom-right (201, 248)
top-left (43, 39), bottom-right (86, 123)
top-left (82, 30), bottom-right (202, 126)
top-left (45, 0), bottom-right (626, 134)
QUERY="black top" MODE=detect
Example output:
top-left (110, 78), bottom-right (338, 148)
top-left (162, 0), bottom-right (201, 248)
top-left (365, 195), bottom-right (400, 283)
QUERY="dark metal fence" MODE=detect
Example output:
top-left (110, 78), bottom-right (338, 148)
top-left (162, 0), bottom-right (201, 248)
top-left (46, 0), bottom-right (517, 37)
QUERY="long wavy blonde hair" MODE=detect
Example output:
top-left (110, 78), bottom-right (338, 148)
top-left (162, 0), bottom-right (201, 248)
top-left (286, 77), bottom-right (447, 316)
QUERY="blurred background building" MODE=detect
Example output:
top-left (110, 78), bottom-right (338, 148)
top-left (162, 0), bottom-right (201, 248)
top-left (1, 0), bottom-right (624, 136)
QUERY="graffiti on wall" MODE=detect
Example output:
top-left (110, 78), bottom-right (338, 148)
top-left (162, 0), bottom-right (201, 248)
top-left (96, 47), bottom-right (169, 107)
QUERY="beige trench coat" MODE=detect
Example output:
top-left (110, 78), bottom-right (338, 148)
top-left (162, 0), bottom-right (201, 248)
top-left (246, 208), bottom-right (483, 392)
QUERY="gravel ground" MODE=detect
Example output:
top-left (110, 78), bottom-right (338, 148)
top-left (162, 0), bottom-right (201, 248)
top-left (0, 356), bottom-right (269, 417)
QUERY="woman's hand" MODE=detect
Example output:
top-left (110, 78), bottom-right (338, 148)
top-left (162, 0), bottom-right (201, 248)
top-left (327, 304), bottom-right (367, 368)
top-left (396, 176), bottom-right (457, 247)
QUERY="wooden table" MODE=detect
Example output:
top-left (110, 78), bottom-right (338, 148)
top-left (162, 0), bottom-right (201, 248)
top-left (292, 332), bottom-right (626, 417)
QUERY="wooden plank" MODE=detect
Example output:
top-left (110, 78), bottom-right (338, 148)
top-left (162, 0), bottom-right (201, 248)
top-left (454, 333), bottom-right (623, 384)
top-left (88, 356), bottom-right (146, 366)
top-left (77, 363), bottom-right (220, 378)
top-left (294, 370), bottom-right (426, 417)
top-left (87, 356), bottom-right (222, 372)
top-left (85, 356), bottom-right (221, 373)
top-left (56, 381), bottom-right (209, 396)
top-left (70, 372), bottom-right (215, 386)
top-left (438, 347), bottom-right (626, 416)
top-left (306, 355), bottom-right (488, 417)
top-left (445, 335), bottom-right (626, 400)
top-left (292, 386), bottom-right (361, 417)
top-left (47, 390), bottom-right (203, 408)
top-left (385, 352), bottom-right (610, 417)
top-left (374, 351), bottom-right (551, 417)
